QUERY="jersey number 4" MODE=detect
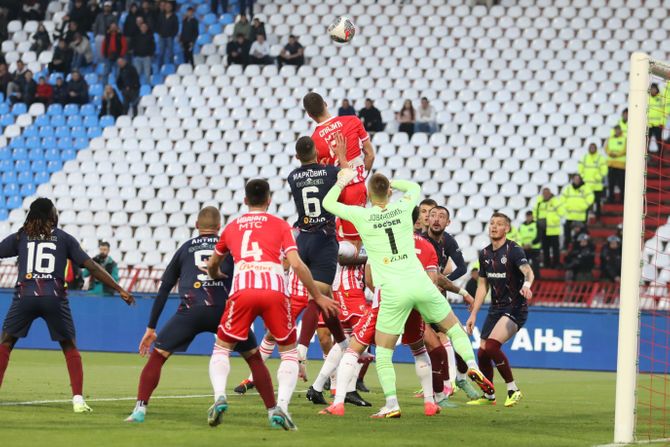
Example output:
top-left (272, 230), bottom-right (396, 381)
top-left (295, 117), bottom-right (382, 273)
top-left (241, 230), bottom-right (263, 261)
top-left (26, 241), bottom-right (56, 274)
top-left (301, 186), bottom-right (321, 218)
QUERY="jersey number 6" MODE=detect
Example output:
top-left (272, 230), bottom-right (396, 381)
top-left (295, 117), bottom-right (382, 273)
top-left (301, 186), bottom-right (321, 218)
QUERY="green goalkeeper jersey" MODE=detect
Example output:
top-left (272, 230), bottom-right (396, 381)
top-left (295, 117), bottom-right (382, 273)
top-left (323, 179), bottom-right (424, 289)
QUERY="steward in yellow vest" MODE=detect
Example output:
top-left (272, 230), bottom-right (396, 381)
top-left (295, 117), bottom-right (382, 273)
top-left (579, 143), bottom-right (608, 217)
top-left (561, 174), bottom-right (594, 249)
top-left (606, 125), bottom-right (626, 204)
top-left (533, 187), bottom-right (562, 268)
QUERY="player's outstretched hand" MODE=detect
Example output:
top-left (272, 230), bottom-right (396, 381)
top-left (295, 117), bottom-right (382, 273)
top-left (316, 294), bottom-right (340, 319)
top-left (334, 131), bottom-right (348, 163)
top-left (120, 289), bottom-right (136, 305)
top-left (337, 168), bottom-right (357, 187)
top-left (520, 285), bottom-right (533, 300)
top-left (139, 328), bottom-right (157, 357)
top-left (465, 315), bottom-right (476, 336)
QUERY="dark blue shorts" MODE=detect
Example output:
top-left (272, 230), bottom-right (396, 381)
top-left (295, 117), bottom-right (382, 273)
top-left (2, 296), bottom-right (76, 342)
top-left (480, 303), bottom-right (528, 340)
top-left (154, 306), bottom-right (257, 353)
top-left (296, 231), bottom-right (338, 285)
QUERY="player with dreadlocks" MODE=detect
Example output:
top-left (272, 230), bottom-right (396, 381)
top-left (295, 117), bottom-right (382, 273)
top-left (0, 198), bottom-right (134, 412)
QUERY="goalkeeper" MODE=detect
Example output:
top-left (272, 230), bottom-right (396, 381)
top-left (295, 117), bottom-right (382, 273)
top-left (323, 153), bottom-right (494, 418)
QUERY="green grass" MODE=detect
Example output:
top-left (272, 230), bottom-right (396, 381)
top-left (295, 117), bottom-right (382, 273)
top-left (0, 349), bottom-right (618, 447)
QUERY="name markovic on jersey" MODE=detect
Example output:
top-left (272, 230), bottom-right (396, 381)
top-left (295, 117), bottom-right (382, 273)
top-left (291, 169), bottom-right (328, 180)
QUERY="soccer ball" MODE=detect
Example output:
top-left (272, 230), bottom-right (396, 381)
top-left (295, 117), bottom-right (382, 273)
top-left (328, 16), bottom-right (355, 43)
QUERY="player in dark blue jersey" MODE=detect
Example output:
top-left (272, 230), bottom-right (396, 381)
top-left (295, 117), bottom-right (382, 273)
top-left (0, 198), bottom-right (134, 413)
top-left (466, 212), bottom-right (534, 408)
top-left (125, 207), bottom-right (265, 423)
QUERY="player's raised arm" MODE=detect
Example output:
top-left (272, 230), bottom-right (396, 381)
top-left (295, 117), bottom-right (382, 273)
top-left (466, 275), bottom-right (489, 335)
top-left (362, 139), bottom-right (375, 174)
top-left (285, 250), bottom-right (339, 318)
top-left (323, 168), bottom-right (360, 220)
top-left (82, 258), bottom-right (135, 305)
top-left (390, 179), bottom-right (422, 207)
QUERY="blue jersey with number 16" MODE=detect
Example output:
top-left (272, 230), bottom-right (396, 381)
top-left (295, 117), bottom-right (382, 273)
top-left (287, 163), bottom-right (340, 236)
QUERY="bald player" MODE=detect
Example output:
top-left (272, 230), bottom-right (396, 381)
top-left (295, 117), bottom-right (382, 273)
top-left (125, 207), bottom-right (261, 423)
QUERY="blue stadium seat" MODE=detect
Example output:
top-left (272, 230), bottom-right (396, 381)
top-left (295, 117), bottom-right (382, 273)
top-left (48, 73), bottom-right (63, 84)
top-left (196, 34), bottom-right (211, 46)
top-left (50, 115), bottom-right (66, 126)
top-left (202, 13), bottom-right (217, 25)
top-left (95, 63), bottom-right (106, 75)
top-left (44, 147), bottom-right (60, 161)
top-left (11, 148), bottom-right (28, 161)
top-left (0, 92), bottom-right (4, 103)
top-left (22, 126), bottom-right (39, 137)
top-left (140, 84), bottom-right (151, 96)
top-left (29, 150), bottom-right (45, 162)
top-left (34, 170), bottom-right (49, 184)
top-left (85, 73), bottom-right (97, 85)
top-left (61, 148), bottom-right (76, 160)
top-left (0, 103), bottom-right (9, 115)
top-left (20, 183), bottom-right (36, 196)
top-left (57, 138), bottom-right (72, 150)
top-left (34, 114), bottom-right (50, 126)
top-left (87, 127), bottom-right (102, 138)
top-left (55, 126), bottom-right (71, 138)
top-left (26, 137), bottom-right (41, 150)
top-left (47, 160), bottom-right (62, 172)
top-left (64, 104), bottom-right (79, 116)
top-left (11, 103), bottom-right (27, 115)
top-left (41, 136), bottom-right (56, 149)
top-left (89, 83), bottom-right (103, 97)
top-left (74, 137), bottom-right (89, 149)
top-left (196, 4), bottom-right (208, 16)
top-left (67, 115), bottom-right (83, 126)
top-left (0, 208), bottom-right (8, 221)
top-left (80, 104), bottom-right (96, 116)
top-left (17, 170), bottom-right (33, 184)
top-left (208, 23), bottom-right (222, 36)
top-left (0, 148), bottom-right (10, 160)
top-left (151, 73), bottom-right (164, 85)
top-left (39, 126), bottom-right (55, 138)
top-left (6, 195), bottom-right (21, 209)
top-left (47, 104), bottom-right (63, 115)
top-left (0, 160), bottom-right (12, 172)
top-left (71, 127), bottom-right (87, 138)
top-left (10, 136), bottom-right (25, 148)
top-left (160, 64), bottom-right (176, 75)
top-left (2, 175), bottom-right (17, 187)
top-left (99, 115), bottom-right (115, 127)
top-left (83, 115), bottom-right (99, 127)
top-left (0, 114), bottom-right (13, 126)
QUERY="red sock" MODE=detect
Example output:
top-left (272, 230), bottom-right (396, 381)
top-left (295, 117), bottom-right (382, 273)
top-left (0, 344), bottom-right (11, 387)
top-left (298, 300), bottom-right (320, 347)
top-left (477, 347), bottom-right (494, 382)
top-left (455, 353), bottom-right (469, 374)
top-left (358, 361), bottom-right (369, 380)
top-left (244, 351), bottom-right (277, 409)
top-left (485, 339), bottom-right (514, 383)
top-left (137, 350), bottom-right (168, 403)
top-left (63, 348), bottom-right (84, 396)
top-left (323, 314), bottom-right (346, 344)
top-left (429, 346), bottom-right (447, 393)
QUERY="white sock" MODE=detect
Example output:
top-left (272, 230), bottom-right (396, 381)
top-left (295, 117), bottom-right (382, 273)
top-left (412, 348), bottom-right (435, 404)
top-left (313, 343), bottom-right (344, 392)
top-left (506, 381), bottom-right (518, 392)
top-left (248, 337), bottom-right (276, 381)
top-left (73, 395), bottom-right (85, 405)
top-left (346, 362), bottom-right (363, 392)
top-left (385, 395), bottom-right (399, 409)
top-left (445, 342), bottom-right (456, 386)
top-left (277, 348), bottom-right (299, 412)
top-left (435, 391), bottom-right (446, 402)
top-left (334, 350), bottom-right (359, 405)
top-left (456, 372), bottom-right (467, 381)
top-left (209, 344), bottom-right (231, 400)
top-left (297, 344), bottom-right (308, 361)
top-left (466, 359), bottom-right (478, 370)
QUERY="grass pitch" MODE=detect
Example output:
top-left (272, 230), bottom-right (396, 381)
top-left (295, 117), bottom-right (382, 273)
top-left (0, 349), bottom-right (616, 447)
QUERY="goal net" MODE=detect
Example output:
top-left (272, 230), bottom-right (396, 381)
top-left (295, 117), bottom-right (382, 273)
top-left (615, 53), bottom-right (670, 444)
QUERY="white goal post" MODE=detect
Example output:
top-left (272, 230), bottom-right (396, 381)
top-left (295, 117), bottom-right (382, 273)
top-left (614, 52), bottom-right (670, 445)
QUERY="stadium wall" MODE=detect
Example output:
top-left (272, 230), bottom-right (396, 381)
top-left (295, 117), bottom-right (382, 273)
top-left (0, 290), bottom-right (663, 373)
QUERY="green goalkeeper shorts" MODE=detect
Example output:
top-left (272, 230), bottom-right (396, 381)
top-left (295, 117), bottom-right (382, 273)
top-left (375, 276), bottom-right (452, 335)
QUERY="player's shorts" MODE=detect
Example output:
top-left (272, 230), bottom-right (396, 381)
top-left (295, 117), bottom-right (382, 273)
top-left (155, 306), bottom-right (257, 353)
top-left (218, 289), bottom-right (296, 345)
top-left (290, 294), bottom-right (309, 322)
top-left (400, 309), bottom-right (425, 345)
top-left (296, 231), bottom-right (338, 284)
top-left (376, 276), bottom-right (452, 336)
top-left (337, 181), bottom-right (368, 240)
top-left (352, 307), bottom-right (425, 346)
top-left (2, 296), bottom-right (76, 341)
top-left (480, 303), bottom-right (528, 340)
top-left (334, 289), bottom-right (369, 324)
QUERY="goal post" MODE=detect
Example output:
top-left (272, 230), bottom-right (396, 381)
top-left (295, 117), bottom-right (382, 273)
top-left (614, 52), bottom-right (670, 445)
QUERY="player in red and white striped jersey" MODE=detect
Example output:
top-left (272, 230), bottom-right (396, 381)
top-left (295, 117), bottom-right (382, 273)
top-left (302, 92), bottom-right (375, 241)
top-left (205, 179), bottom-right (338, 431)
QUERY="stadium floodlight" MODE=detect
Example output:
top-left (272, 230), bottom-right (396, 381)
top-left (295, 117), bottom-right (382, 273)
top-left (614, 52), bottom-right (670, 445)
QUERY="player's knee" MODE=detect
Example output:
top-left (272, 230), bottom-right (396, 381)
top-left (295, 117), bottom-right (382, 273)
top-left (59, 339), bottom-right (77, 352)
top-left (477, 345), bottom-right (490, 362)
top-left (154, 348), bottom-right (171, 359)
top-left (0, 333), bottom-right (17, 350)
top-left (484, 338), bottom-right (502, 356)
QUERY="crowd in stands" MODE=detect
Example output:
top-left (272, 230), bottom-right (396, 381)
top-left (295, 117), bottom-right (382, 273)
top-left (225, 15), bottom-right (303, 68)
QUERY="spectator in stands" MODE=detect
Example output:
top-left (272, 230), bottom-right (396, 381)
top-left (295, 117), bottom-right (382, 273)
top-left (0, 9), bottom-right (7, 43)
top-left (52, 76), bottom-right (67, 104)
top-left (578, 142), bottom-right (608, 218)
top-left (248, 33), bottom-right (272, 65)
top-left (9, 70), bottom-right (36, 104)
top-left (179, 7), bottom-right (198, 67)
top-left (117, 57), bottom-right (140, 116)
top-left (465, 266), bottom-right (479, 298)
top-left (338, 99), bottom-right (356, 116)
top-left (619, 108), bottom-right (628, 136)
top-left (99, 84), bottom-right (123, 117)
top-left (20, 0), bottom-right (42, 23)
top-left (561, 173), bottom-right (594, 250)
top-left (34, 76), bottom-right (53, 104)
top-left (226, 33), bottom-right (248, 66)
top-left (156, 0), bottom-right (178, 66)
top-left (277, 34), bottom-right (304, 69)
top-left (93, 1), bottom-right (118, 63)
top-left (0, 63), bottom-right (11, 96)
top-left (70, 32), bottom-right (93, 70)
top-left (5, 60), bottom-right (28, 99)
top-left (249, 17), bottom-right (265, 41)
top-left (132, 22), bottom-right (155, 82)
top-left (64, 20), bottom-right (80, 44)
top-left (102, 22), bottom-right (127, 79)
top-left (232, 14), bottom-right (251, 41)
top-left (83, 241), bottom-right (119, 296)
top-left (606, 124), bottom-right (626, 204)
top-left (564, 233), bottom-right (595, 281)
top-left (240, 0), bottom-right (253, 17)
top-left (69, 0), bottom-right (91, 33)
top-left (533, 187), bottom-right (562, 268)
top-left (139, 0), bottom-right (158, 30)
top-left (30, 22), bottom-right (51, 55)
top-left (123, 3), bottom-right (141, 48)
top-left (87, 0), bottom-right (102, 31)
top-left (415, 97), bottom-right (436, 134)
top-left (600, 236), bottom-right (622, 282)
top-left (359, 98), bottom-right (384, 133)
top-left (518, 210), bottom-right (541, 278)
top-left (396, 99), bottom-right (415, 136)
top-left (210, 0), bottom-right (227, 16)
top-left (65, 69), bottom-right (89, 104)
top-left (49, 38), bottom-right (73, 74)
top-left (647, 83), bottom-right (667, 152)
